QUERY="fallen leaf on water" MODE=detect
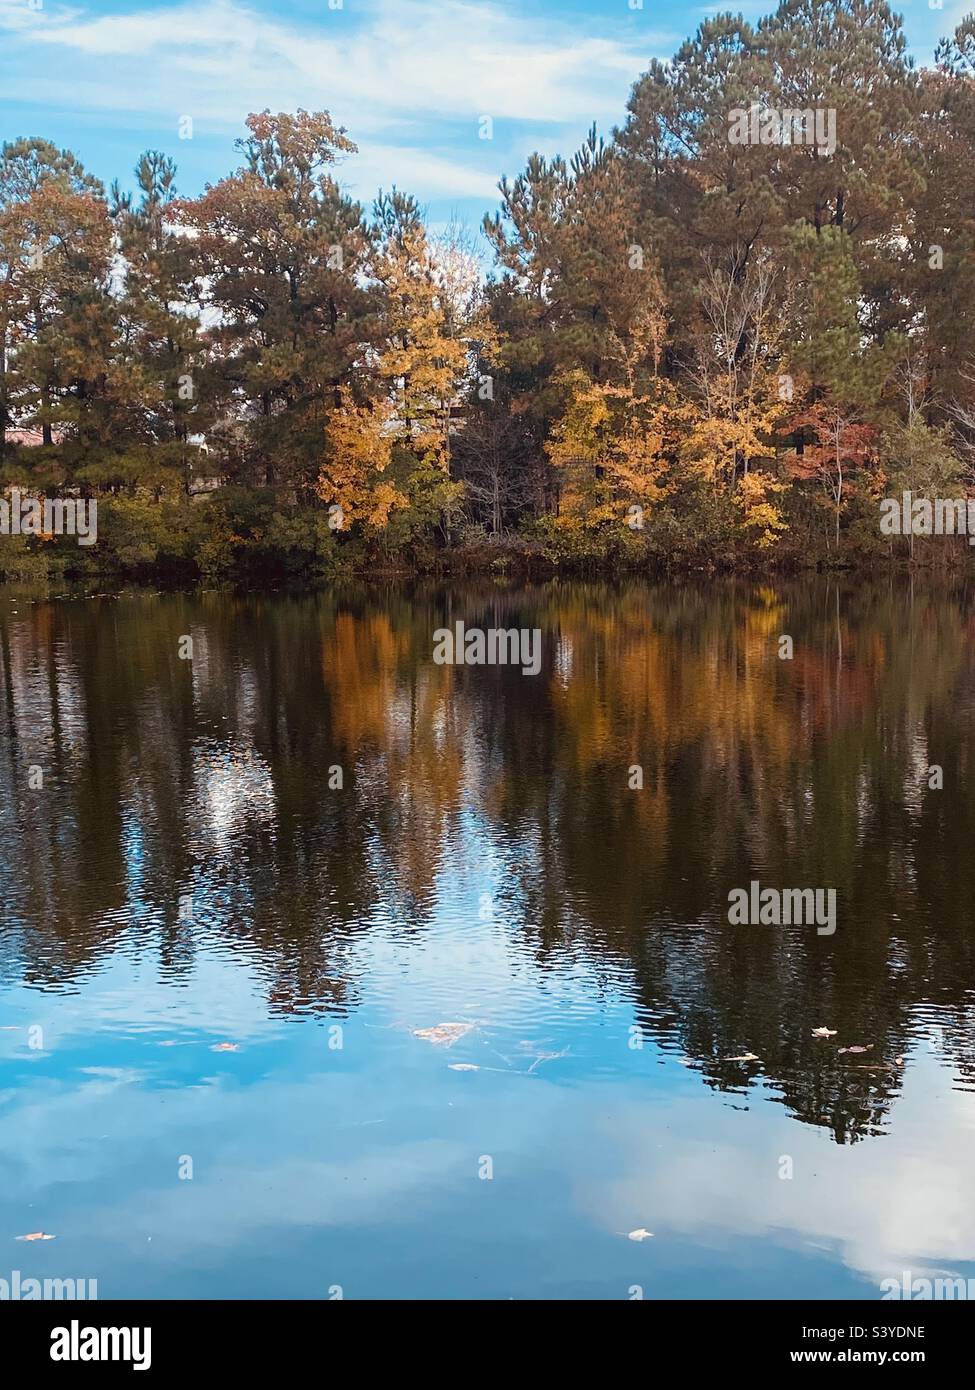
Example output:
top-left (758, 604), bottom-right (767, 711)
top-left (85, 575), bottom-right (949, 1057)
top-left (894, 1056), bottom-right (905, 1066)
top-left (723, 1053), bottom-right (760, 1063)
top-left (17, 1232), bottom-right (55, 1241)
top-left (412, 1023), bottom-right (474, 1047)
top-left (210, 1042), bottom-right (240, 1053)
top-left (627, 1229), bottom-right (654, 1242)
top-left (448, 1063), bottom-right (479, 1072)
top-left (527, 1046), bottom-right (569, 1074)
top-left (838, 1044), bottom-right (873, 1055)
top-left (811, 1027), bottom-right (837, 1038)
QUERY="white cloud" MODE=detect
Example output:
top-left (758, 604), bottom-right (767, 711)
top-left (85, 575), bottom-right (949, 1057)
top-left (0, 0), bottom-right (668, 203)
top-left (576, 1049), bottom-right (975, 1291)
top-left (4, 0), bottom-right (660, 125)
top-left (344, 144), bottom-right (499, 201)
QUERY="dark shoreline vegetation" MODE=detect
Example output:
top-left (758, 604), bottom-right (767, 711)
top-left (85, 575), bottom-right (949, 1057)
top-left (5, 2), bottom-right (975, 584)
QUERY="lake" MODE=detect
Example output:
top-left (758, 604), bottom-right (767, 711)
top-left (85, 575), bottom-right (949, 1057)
top-left (1, 578), bottom-right (974, 1300)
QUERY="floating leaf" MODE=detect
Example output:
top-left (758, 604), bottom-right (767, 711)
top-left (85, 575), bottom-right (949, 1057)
top-left (527, 1046), bottom-right (569, 1073)
top-left (17, 1232), bottom-right (55, 1241)
top-left (210, 1042), bottom-right (240, 1053)
top-left (627, 1229), bottom-right (654, 1241)
top-left (412, 1023), bottom-right (474, 1047)
top-left (838, 1044), bottom-right (873, 1055)
top-left (811, 1027), bottom-right (837, 1038)
top-left (723, 1053), bottom-right (759, 1062)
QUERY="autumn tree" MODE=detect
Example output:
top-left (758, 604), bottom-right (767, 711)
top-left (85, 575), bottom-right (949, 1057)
top-left (903, 16), bottom-right (975, 410)
top-left (367, 190), bottom-right (467, 536)
top-left (109, 152), bottom-right (215, 489)
top-left (785, 397), bottom-right (877, 550)
top-left (682, 254), bottom-right (792, 490)
top-left (318, 387), bottom-right (401, 532)
top-left (176, 110), bottom-right (375, 490)
top-left (617, 12), bottom-right (781, 325)
top-left (0, 138), bottom-right (114, 457)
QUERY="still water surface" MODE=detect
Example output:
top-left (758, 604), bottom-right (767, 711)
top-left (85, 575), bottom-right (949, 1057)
top-left (1, 579), bottom-right (973, 1298)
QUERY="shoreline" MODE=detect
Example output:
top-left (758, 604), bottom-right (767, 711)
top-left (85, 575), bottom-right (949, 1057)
top-left (3, 540), bottom-right (975, 596)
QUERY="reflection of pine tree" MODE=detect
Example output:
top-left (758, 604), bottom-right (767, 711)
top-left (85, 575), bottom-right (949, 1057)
top-left (3, 579), bottom-right (975, 1131)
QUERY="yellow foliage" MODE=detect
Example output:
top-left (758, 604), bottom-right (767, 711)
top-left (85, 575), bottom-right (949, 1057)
top-left (734, 470), bottom-right (788, 548)
top-left (319, 389), bottom-right (407, 531)
top-left (374, 221), bottom-right (468, 475)
top-left (546, 370), bottom-right (688, 525)
top-left (680, 368), bottom-right (787, 488)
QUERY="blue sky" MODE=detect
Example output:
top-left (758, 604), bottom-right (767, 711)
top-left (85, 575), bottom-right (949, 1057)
top-left (0, 0), bottom-right (968, 237)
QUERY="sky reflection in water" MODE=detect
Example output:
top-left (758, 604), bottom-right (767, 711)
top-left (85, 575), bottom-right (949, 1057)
top-left (1, 580), bottom-right (974, 1298)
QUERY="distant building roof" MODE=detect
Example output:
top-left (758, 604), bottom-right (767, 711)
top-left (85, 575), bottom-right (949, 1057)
top-left (5, 426), bottom-right (67, 446)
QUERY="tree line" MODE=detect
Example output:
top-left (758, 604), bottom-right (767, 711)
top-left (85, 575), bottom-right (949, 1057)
top-left (3, 0), bottom-right (975, 579)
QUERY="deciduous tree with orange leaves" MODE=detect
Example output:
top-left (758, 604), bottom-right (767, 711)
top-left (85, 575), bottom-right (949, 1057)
top-left (784, 399), bottom-right (877, 552)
